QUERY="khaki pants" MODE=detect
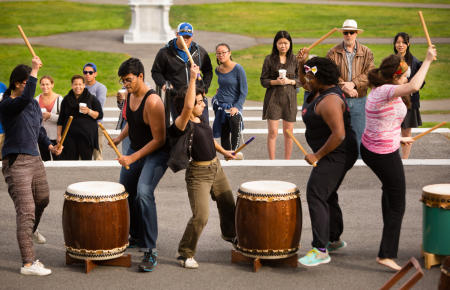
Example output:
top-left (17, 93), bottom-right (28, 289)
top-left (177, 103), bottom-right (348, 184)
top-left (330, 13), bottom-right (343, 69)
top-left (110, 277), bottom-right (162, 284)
top-left (178, 158), bottom-right (236, 258)
top-left (93, 127), bottom-right (103, 160)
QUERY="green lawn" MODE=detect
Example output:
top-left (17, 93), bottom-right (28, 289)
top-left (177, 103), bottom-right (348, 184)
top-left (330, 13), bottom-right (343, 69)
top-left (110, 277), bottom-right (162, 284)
top-left (170, 2), bottom-right (450, 38)
top-left (0, 1), bottom-right (129, 38)
top-left (0, 45), bottom-right (129, 96)
top-left (207, 43), bottom-right (450, 103)
top-left (1, 2), bottom-right (448, 39)
top-left (421, 122), bottom-right (450, 128)
top-left (342, 0), bottom-right (450, 3)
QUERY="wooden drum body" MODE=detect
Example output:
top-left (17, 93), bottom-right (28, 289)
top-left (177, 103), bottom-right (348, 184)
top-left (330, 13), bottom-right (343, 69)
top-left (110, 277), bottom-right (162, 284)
top-left (421, 184), bottom-right (450, 256)
top-left (235, 180), bottom-right (302, 259)
top-left (62, 181), bottom-right (130, 261)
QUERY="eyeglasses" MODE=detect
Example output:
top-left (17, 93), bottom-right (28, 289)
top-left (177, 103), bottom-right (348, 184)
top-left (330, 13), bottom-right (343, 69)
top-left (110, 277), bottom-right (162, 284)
top-left (178, 28), bottom-right (192, 33)
top-left (119, 77), bottom-right (136, 85)
top-left (216, 51), bottom-right (229, 56)
top-left (343, 31), bottom-right (356, 35)
top-left (83, 71), bottom-right (94, 75)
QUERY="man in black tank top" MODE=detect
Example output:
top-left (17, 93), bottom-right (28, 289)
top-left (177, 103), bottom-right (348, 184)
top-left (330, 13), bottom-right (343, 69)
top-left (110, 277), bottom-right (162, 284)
top-left (113, 58), bottom-right (169, 272)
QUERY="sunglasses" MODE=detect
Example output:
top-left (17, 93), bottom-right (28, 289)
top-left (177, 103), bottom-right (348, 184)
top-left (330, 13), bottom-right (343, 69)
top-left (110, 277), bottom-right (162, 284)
top-left (343, 31), bottom-right (356, 35)
top-left (83, 71), bottom-right (94, 75)
top-left (178, 28), bottom-right (192, 33)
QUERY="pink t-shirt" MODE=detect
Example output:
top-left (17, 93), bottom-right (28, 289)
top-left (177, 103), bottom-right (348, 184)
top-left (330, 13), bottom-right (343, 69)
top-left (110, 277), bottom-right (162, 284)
top-left (362, 84), bottom-right (407, 154)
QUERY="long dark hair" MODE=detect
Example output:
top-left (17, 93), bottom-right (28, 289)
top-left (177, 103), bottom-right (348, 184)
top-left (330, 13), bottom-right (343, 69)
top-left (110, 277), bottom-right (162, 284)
top-left (368, 54), bottom-right (402, 88)
top-left (393, 32), bottom-right (412, 65)
top-left (271, 31), bottom-right (293, 59)
top-left (5, 64), bottom-right (31, 96)
top-left (215, 43), bottom-right (233, 65)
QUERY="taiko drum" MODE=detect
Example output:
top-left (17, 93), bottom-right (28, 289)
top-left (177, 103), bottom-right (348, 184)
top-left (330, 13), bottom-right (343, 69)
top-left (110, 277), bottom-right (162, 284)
top-left (235, 180), bottom-right (302, 259)
top-left (62, 181), bottom-right (130, 260)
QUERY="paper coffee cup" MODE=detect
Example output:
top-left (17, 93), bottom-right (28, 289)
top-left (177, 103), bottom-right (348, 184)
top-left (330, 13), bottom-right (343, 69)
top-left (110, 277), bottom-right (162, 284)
top-left (41, 108), bottom-right (47, 113)
top-left (118, 88), bottom-right (127, 94)
top-left (278, 69), bottom-right (287, 79)
top-left (79, 103), bottom-right (87, 113)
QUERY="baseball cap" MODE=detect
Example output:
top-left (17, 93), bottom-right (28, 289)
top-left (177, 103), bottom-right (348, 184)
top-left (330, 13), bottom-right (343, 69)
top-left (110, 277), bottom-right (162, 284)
top-left (177, 22), bottom-right (194, 37)
top-left (83, 62), bottom-right (97, 72)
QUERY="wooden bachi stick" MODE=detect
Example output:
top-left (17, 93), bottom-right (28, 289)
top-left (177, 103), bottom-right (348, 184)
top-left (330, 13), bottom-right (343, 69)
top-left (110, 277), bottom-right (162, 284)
top-left (17, 25), bottom-right (36, 57)
top-left (98, 122), bottom-right (130, 170)
top-left (285, 129), bottom-right (317, 167)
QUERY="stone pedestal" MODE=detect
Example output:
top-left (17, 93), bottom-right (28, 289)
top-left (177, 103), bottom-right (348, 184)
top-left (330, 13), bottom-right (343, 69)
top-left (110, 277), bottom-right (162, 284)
top-left (124, 0), bottom-right (174, 44)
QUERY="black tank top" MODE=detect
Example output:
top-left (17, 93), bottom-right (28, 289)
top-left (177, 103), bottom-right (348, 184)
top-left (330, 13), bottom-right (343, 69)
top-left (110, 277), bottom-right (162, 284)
top-left (126, 90), bottom-right (155, 151)
top-left (302, 86), bottom-right (356, 154)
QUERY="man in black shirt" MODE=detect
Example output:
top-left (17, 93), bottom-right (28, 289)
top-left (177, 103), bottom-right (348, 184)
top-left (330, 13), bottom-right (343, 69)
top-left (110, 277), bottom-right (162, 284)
top-left (151, 22), bottom-right (213, 124)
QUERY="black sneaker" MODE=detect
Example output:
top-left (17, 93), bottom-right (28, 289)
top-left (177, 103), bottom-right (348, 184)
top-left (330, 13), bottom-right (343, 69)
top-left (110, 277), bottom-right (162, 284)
top-left (139, 251), bottom-right (157, 272)
top-left (222, 236), bottom-right (238, 248)
top-left (127, 237), bottom-right (139, 248)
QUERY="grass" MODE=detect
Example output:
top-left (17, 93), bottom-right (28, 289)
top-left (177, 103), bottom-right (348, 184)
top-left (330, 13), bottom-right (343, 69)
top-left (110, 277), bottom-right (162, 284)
top-left (421, 122), bottom-right (450, 128)
top-left (0, 1), bottom-right (129, 38)
top-left (170, 2), bottom-right (450, 38)
top-left (341, 0), bottom-right (450, 3)
top-left (421, 110), bottom-right (450, 114)
top-left (207, 43), bottom-right (450, 103)
top-left (0, 45), bottom-right (130, 96)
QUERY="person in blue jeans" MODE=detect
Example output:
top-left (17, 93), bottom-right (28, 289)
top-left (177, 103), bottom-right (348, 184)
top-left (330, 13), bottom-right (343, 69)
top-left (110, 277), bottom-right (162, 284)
top-left (326, 19), bottom-right (375, 155)
top-left (112, 58), bottom-right (169, 272)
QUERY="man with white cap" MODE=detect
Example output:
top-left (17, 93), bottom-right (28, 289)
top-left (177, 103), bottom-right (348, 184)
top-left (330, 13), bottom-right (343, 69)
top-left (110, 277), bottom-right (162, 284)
top-left (152, 22), bottom-right (213, 125)
top-left (327, 19), bottom-right (374, 155)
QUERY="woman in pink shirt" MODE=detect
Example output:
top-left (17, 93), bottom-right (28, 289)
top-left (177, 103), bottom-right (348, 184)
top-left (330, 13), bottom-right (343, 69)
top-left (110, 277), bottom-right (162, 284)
top-left (361, 46), bottom-right (436, 271)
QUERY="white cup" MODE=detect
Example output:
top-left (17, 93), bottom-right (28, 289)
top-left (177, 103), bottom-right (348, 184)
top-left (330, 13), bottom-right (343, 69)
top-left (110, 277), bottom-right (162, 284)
top-left (79, 103), bottom-right (87, 113)
top-left (118, 88), bottom-right (127, 102)
top-left (278, 69), bottom-right (287, 79)
top-left (41, 108), bottom-right (47, 113)
top-left (118, 88), bottom-right (127, 94)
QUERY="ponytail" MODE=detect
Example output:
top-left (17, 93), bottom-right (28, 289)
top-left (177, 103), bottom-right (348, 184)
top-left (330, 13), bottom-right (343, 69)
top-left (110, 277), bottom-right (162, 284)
top-left (368, 54), bottom-right (401, 88)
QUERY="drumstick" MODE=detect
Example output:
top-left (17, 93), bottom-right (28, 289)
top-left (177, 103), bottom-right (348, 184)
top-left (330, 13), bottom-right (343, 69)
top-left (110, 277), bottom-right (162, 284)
top-left (418, 11), bottom-right (437, 60)
top-left (177, 35), bottom-right (202, 80)
top-left (232, 136), bottom-right (255, 156)
top-left (58, 116), bottom-right (73, 150)
top-left (17, 25), bottom-right (36, 57)
top-left (412, 121), bottom-right (446, 141)
top-left (285, 129), bottom-right (317, 167)
top-left (307, 27), bottom-right (338, 51)
top-left (98, 123), bottom-right (130, 170)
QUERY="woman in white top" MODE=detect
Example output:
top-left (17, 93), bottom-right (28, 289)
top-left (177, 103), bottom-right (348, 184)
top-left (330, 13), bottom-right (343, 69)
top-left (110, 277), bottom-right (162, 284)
top-left (35, 75), bottom-right (63, 161)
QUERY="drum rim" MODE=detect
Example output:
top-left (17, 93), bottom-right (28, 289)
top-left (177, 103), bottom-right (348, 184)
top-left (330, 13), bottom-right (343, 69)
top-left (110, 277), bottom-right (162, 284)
top-left (64, 191), bottom-right (128, 203)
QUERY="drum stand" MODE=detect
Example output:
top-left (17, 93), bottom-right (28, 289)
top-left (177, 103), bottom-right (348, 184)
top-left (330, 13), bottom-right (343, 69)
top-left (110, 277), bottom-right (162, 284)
top-left (231, 250), bottom-right (298, 272)
top-left (66, 252), bottom-right (131, 274)
top-left (421, 248), bottom-right (446, 269)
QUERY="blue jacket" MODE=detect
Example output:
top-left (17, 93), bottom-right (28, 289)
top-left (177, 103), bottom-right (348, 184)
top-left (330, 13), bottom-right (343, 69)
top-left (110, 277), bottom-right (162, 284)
top-left (0, 76), bottom-right (50, 158)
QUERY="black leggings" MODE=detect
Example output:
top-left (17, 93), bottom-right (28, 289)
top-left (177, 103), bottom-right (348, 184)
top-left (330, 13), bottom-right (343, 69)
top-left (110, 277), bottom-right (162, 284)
top-left (220, 114), bottom-right (242, 151)
top-left (306, 151), bottom-right (357, 249)
top-left (361, 144), bottom-right (405, 259)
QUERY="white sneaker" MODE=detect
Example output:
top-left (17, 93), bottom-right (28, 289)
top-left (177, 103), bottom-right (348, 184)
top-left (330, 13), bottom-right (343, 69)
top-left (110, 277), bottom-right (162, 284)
top-left (33, 230), bottom-right (46, 244)
top-left (20, 260), bottom-right (52, 276)
top-left (177, 255), bottom-right (199, 269)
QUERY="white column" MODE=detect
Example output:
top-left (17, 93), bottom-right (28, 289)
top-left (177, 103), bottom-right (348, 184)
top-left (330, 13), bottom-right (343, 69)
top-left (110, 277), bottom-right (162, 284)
top-left (124, 0), bottom-right (175, 44)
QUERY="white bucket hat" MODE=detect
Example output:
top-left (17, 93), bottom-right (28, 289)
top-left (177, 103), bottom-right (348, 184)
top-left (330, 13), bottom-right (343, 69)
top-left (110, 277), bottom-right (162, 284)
top-left (339, 19), bottom-right (364, 32)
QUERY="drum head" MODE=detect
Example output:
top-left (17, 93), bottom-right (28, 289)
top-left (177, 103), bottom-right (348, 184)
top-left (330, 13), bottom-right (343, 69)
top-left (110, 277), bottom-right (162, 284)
top-left (239, 180), bottom-right (298, 195)
top-left (422, 183), bottom-right (450, 209)
top-left (65, 181), bottom-right (127, 202)
top-left (423, 184), bottom-right (450, 196)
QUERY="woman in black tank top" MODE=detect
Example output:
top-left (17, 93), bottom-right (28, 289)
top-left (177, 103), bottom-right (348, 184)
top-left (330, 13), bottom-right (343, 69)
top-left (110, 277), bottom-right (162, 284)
top-left (296, 55), bottom-right (357, 267)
